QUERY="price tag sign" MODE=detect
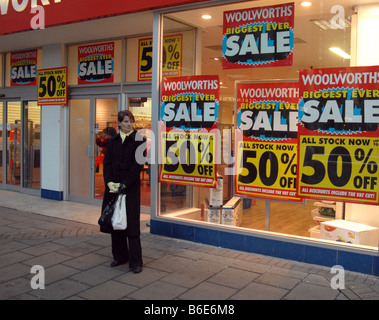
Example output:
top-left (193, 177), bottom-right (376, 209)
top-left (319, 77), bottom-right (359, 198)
top-left (298, 66), bottom-right (379, 205)
top-left (37, 67), bottom-right (67, 105)
top-left (234, 81), bottom-right (301, 201)
top-left (138, 34), bottom-right (182, 81)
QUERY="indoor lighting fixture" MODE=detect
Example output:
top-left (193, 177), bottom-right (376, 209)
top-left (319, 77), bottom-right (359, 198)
top-left (312, 18), bottom-right (351, 30)
top-left (201, 14), bottom-right (212, 20)
top-left (329, 47), bottom-right (351, 59)
top-left (301, 1), bottom-right (312, 7)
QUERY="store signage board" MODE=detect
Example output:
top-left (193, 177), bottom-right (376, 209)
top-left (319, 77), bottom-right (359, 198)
top-left (37, 67), bottom-right (67, 105)
top-left (138, 34), bottom-right (182, 81)
top-left (78, 42), bottom-right (114, 84)
top-left (234, 81), bottom-right (302, 202)
top-left (222, 2), bottom-right (294, 69)
top-left (10, 50), bottom-right (38, 86)
top-left (0, 0), bottom-right (213, 36)
top-left (297, 66), bottom-right (379, 205)
top-left (159, 75), bottom-right (219, 188)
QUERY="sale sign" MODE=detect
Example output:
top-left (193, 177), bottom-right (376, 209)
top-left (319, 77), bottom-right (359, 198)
top-left (138, 34), bottom-right (182, 81)
top-left (78, 42), bottom-right (114, 84)
top-left (298, 66), bottom-right (379, 205)
top-left (10, 50), bottom-right (38, 86)
top-left (159, 75), bottom-right (219, 187)
top-left (37, 67), bottom-right (67, 105)
top-left (234, 81), bottom-right (301, 201)
top-left (222, 3), bottom-right (294, 69)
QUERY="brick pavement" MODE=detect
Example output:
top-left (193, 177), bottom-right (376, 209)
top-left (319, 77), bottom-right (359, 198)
top-left (0, 205), bottom-right (379, 302)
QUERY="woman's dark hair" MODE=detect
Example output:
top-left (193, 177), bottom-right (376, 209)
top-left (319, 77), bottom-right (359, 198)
top-left (117, 110), bottom-right (135, 123)
top-left (103, 127), bottom-right (117, 137)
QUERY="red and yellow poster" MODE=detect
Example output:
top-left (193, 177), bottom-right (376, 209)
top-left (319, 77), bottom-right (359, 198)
top-left (159, 75), bottom-right (219, 187)
top-left (234, 81), bottom-right (301, 201)
top-left (138, 34), bottom-right (182, 81)
top-left (10, 50), bottom-right (38, 86)
top-left (78, 42), bottom-right (114, 84)
top-left (222, 2), bottom-right (294, 69)
top-left (298, 66), bottom-right (379, 205)
top-left (37, 67), bottom-right (67, 105)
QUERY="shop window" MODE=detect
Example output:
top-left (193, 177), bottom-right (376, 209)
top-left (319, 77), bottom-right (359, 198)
top-left (67, 40), bottom-right (122, 85)
top-left (158, 0), bottom-right (379, 250)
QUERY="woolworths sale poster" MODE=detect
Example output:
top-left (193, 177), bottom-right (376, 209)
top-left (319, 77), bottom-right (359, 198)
top-left (159, 75), bottom-right (219, 188)
top-left (298, 66), bottom-right (379, 205)
top-left (222, 2), bottom-right (294, 69)
top-left (234, 81), bottom-right (301, 202)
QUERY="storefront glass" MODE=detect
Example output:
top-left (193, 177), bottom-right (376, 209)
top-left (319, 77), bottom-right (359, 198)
top-left (158, 0), bottom-right (379, 250)
top-left (22, 101), bottom-right (41, 190)
top-left (6, 101), bottom-right (21, 186)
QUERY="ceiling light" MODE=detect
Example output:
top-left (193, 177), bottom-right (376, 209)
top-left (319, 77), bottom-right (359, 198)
top-left (202, 14), bottom-right (212, 20)
top-left (329, 47), bottom-right (351, 59)
top-left (301, 2), bottom-right (312, 7)
top-left (312, 18), bottom-right (351, 30)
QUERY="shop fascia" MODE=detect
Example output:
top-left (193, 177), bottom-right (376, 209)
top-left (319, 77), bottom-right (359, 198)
top-left (0, 0), bottom-right (62, 15)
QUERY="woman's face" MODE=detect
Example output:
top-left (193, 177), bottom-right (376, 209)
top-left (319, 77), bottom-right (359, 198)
top-left (119, 116), bottom-right (134, 133)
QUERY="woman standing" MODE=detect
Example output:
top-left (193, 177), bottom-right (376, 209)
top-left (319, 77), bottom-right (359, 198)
top-left (101, 110), bottom-right (145, 273)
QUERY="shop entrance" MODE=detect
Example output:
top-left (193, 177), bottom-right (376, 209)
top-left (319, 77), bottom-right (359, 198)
top-left (68, 96), bottom-right (118, 205)
top-left (0, 100), bottom-right (41, 193)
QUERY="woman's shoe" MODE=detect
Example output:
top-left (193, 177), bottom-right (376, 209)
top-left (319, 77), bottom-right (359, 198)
top-left (131, 266), bottom-right (142, 273)
top-left (110, 260), bottom-right (128, 267)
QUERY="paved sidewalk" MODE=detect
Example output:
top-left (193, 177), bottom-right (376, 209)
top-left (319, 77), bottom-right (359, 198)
top-left (1, 205), bottom-right (379, 302)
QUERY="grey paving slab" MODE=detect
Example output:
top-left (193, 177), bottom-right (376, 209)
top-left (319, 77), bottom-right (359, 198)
top-left (179, 281), bottom-right (238, 300)
top-left (29, 279), bottom-right (91, 300)
top-left (127, 280), bottom-right (188, 300)
top-left (255, 272), bottom-right (301, 290)
top-left (283, 282), bottom-right (339, 300)
top-left (77, 280), bottom-right (138, 300)
top-left (207, 267), bottom-right (260, 289)
top-left (230, 282), bottom-right (289, 300)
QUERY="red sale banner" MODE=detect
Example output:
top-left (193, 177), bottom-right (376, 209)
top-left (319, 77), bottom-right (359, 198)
top-left (298, 66), bottom-right (379, 205)
top-left (10, 50), bottom-right (38, 86)
top-left (223, 2), bottom-right (294, 69)
top-left (159, 75), bottom-right (219, 187)
top-left (78, 42), bottom-right (114, 84)
top-left (234, 81), bottom-right (301, 202)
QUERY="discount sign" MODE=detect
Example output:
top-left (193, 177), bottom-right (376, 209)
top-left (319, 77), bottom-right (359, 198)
top-left (159, 75), bottom-right (219, 187)
top-left (298, 66), bottom-right (379, 205)
top-left (138, 34), bottom-right (182, 81)
top-left (37, 67), bottom-right (67, 105)
top-left (235, 81), bottom-right (301, 201)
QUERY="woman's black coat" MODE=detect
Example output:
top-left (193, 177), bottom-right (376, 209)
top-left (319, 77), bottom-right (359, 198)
top-left (100, 130), bottom-right (146, 236)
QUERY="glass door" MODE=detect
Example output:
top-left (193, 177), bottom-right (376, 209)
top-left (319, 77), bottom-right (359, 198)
top-left (7, 101), bottom-right (21, 186)
top-left (94, 98), bottom-right (118, 202)
top-left (22, 101), bottom-right (41, 190)
top-left (68, 97), bottom-right (118, 204)
top-left (68, 99), bottom-right (91, 202)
